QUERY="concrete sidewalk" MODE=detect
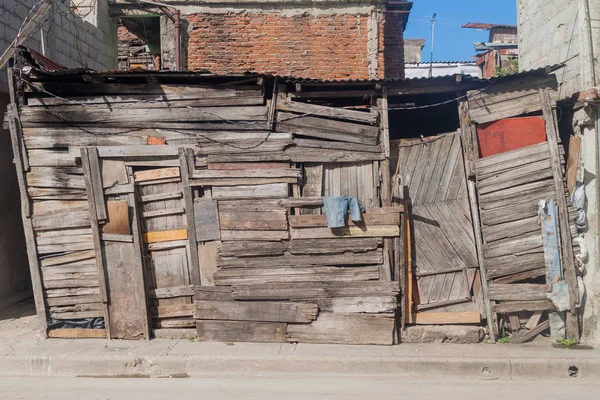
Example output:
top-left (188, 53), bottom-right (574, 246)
top-left (1, 299), bottom-right (599, 380)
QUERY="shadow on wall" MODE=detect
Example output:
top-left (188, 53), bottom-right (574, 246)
top-left (0, 92), bottom-right (31, 305)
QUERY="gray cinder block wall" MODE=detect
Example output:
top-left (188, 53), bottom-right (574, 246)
top-left (0, 0), bottom-right (115, 305)
top-left (519, 0), bottom-right (600, 346)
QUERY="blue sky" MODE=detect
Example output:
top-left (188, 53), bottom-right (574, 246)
top-left (403, 0), bottom-right (518, 62)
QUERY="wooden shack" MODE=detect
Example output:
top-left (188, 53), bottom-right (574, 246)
top-left (5, 50), bottom-right (581, 343)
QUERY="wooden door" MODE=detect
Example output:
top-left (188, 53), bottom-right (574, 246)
top-left (392, 133), bottom-right (480, 311)
top-left (81, 150), bottom-right (149, 339)
top-left (134, 168), bottom-right (198, 331)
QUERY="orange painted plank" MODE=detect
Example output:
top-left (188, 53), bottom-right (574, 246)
top-left (134, 167), bottom-right (180, 182)
top-left (477, 116), bottom-right (546, 157)
top-left (143, 229), bottom-right (188, 243)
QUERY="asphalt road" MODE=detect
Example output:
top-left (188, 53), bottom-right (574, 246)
top-left (1, 376), bottom-right (599, 400)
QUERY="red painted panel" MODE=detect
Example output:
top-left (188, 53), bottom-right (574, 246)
top-left (477, 116), bottom-right (546, 158)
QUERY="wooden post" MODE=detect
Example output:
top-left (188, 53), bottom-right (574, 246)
top-left (179, 148), bottom-right (201, 285)
top-left (403, 190), bottom-right (413, 325)
top-left (539, 89), bottom-right (580, 340)
top-left (380, 88), bottom-right (392, 206)
top-left (6, 65), bottom-right (47, 337)
top-left (80, 147), bottom-right (111, 338)
top-left (458, 100), bottom-right (496, 341)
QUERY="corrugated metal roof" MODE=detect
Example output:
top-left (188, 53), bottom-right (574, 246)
top-left (13, 46), bottom-right (563, 87)
top-left (462, 22), bottom-right (518, 30)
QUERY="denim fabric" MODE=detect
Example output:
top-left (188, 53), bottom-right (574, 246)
top-left (323, 196), bottom-right (365, 228)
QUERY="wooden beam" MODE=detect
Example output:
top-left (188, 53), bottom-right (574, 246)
top-left (179, 148), bottom-right (201, 285)
top-left (459, 99), bottom-right (496, 341)
top-left (80, 147), bottom-right (110, 337)
top-left (539, 89), bottom-right (580, 340)
top-left (6, 69), bottom-right (46, 337)
top-left (143, 229), bottom-right (188, 243)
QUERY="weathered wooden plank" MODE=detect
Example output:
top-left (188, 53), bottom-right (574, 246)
top-left (412, 311), bottom-right (481, 325)
top-left (194, 286), bottom-right (234, 301)
top-left (192, 169), bottom-right (300, 180)
top-left (85, 148), bottom-right (108, 221)
top-left (492, 267), bottom-right (546, 284)
top-left (477, 159), bottom-right (552, 188)
top-left (288, 238), bottom-right (382, 255)
top-left (218, 241), bottom-right (287, 257)
top-left (286, 146), bottom-right (384, 163)
top-left (539, 89), bottom-right (579, 339)
top-left (488, 284), bottom-right (548, 301)
top-left (40, 250), bottom-right (96, 267)
top-left (220, 230), bottom-right (289, 241)
top-left (149, 285), bottom-right (195, 299)
top-left (43, 277), bottom-right (98, 289)
top-left (27, 84), bottom-right (264, 101)
top-left (142, 207), bottom-right (185, 219)
top-left (231, 281), bottom-right (399, 300)
top-left (218, 249), bottom-right (383, 269)
top-left (208, 162), bottom-right (291, 170)
top-left (152, 304), bottom-right (195, 318)
top-left (510, 319), bottom-right (551, 343)
top-left (211, 183), bottom-right (289, 199)
top-left (293, 138), bottom-right (381, 154)
top-left (486, 252), bottom-right (546, 279)
top-left (214, 265), bottom-right (380, 285)
top-left (32, 200), bottom-right (89, 216)
top-left (288, 213), bottom-right (399, 228)
top-left (104, 240), bottom-right (149, 339)
top-left (277, 112), bottom-right (379, 145)
top-left (482, 216), bottom-right (540, 243)
top-left (493, 300), bottom-right (555, 313)
top-left (27, 149), bottom-right (79, 167)
top-left (45, 287), bottom-right (101, 298)
top-left (47, 328), bottom-right (107, 339)
top-left (469, 91), bottom-right (545, 124)
top-left (287, 313), bottom-right (394, 345)
top-left (155, 319), bottom-right (196, 329)
top-left (140, 191), bottom-right (182, 203)
top-left (483, 233), bottom-right (543, 258)
top-left (194, 199), bottom-right (220, 242)
top-left (31, 210), bottom-right (90, 231)
top-left (194, 301), bottom-right (318, 323)
top-left (276, 99), bottom-right (377, 124)
top-left (38, 241), bottom-right (95, 254)
top-left (199, 241), bottom-right (219, 286)
top-left (477, 150), bottom-right (551, 180)
top-left (134, 167), bottom-right (180, 183)
top-left (20, 105), bottom-right (268, 124)
top-left (218, 199), bottom-right (285, 212)
top-left (219, 211), bottom-right (288, 231)
top-left (290, 225), bottom-right (399, 239)
top-left (196, 320), bottom-right (287, 343)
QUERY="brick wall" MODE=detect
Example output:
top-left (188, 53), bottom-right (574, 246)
top-left (186, 11), bottom-right (404, 80)
top-left (382, 11), bottom-right (405, 78)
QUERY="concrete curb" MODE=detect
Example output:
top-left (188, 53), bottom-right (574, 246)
top-left (2, 354), bottom-right (599, 381)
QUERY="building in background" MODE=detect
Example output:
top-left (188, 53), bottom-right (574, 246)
top-left (462, 22), bottom-right (518, 78)
top-left (109, 0), bottom-right (412, 80)
top-left (0, 0), bottom-right (114, 309)
top-left (404, 61), bottom-right (478, 79)
top-left (518, 0), bottom-right (600, 347)
top-left (404, 38), bottom-right (425, 63)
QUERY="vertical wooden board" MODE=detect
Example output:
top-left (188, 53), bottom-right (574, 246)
top-left (194, 199), bottom-right (220, 242)
top-left (446, 149), bottom-right (466, 201)
top-left (103, 240), bottom-right (147, 339)
top-left (302, 163), bottom-right (323, 215)
top-left (199, 241), bottom-right (219, 286)
top-left (87, 148), bottom-right (107, 220)
top-left (139, 182), bottom-right (186, 232)
top-left (102, 200), bottom-right (131, 235)
top-left (400, 144), bottom-right (422, 198)
top-left (407, 143), bottom-right (431, 206)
